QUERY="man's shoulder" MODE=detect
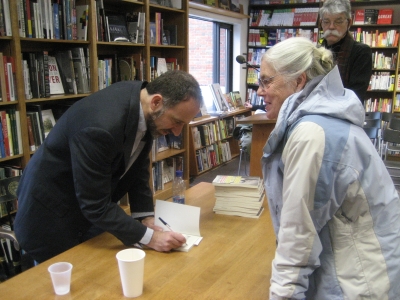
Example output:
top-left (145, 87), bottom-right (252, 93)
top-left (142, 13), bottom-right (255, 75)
top-left (352, 41), bottom-right (372, 53)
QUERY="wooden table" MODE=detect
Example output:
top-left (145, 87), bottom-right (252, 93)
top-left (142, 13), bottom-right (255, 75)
top-left (237, 114), bottom-right (276, 177)
top-left (0, 183), bottom-right (276, 299)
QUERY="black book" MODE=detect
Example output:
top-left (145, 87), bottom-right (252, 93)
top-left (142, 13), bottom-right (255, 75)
top-left (106, 14), bottom-right (130, 42)
top-left (55, 50), bottom-right (77, 94)
top-left (26, 53), bottom-right (39, 98)
top-left (364, 9), bottom-right (379, 25)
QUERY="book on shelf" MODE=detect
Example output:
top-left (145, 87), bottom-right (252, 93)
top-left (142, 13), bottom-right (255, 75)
top-left (230, 91), bottom-right (244, 107)
top-left (48, 56), bottom-right (65, 95)
top-left (0, 110), bottom-right (10, 157)
top-left (55, 50), bottom-right (77, 95)
top-left (210, 83), bottom-right (231, 112)
top-left (149, 22), bottom-right (156, 44)
top-left (377, 9), bottom-right (393, 25)
top-left (136, 12), bottom-right (145, 44)
top-left (364, 9), bottom-right (378, 25)
top-left (76, 5), bottom-right (89, 41)
top-left (353, 9), bottom-right (365, 25)
top-left (126, 11), bottom-right (140, 43)
top-left (0, 53), bottom-right (7, 102)
top-left (71, 47), bottom-right (90, 94)
top-left (157, 58), bottom-right (168, 77)
top-left (212, 175), bottom-right (265, 218)
top-left (35, 51), bottom-right (51, 98)
top-left (22, 59), bottom-right (32, 100)
top-left (106, 14), bottom-right (130, 42)
top-left (27, 104), bottom-right (46, 145)
top-left (0, 0), bottom-right (11, 37)
top-left (40, 109), bottom-right (56, 138)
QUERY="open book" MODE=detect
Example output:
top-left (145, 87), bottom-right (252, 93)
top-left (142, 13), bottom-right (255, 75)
top-left (154, 200), bottom-right (203, 252)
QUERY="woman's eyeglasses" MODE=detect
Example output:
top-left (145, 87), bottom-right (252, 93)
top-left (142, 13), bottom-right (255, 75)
top-left (258, 75), bottom-right (277, 91)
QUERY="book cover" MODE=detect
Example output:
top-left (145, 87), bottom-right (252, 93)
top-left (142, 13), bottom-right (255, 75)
top-left (212, 175), bottom-right (261, 188)
top-left (211, 83), bottom-right (230, 112)
top-left (353, 9), bottom-right (365, 25)
top-left (106, 14), bottom-right (130, 42)
top-left (364, 9), bottom-right (378, 25)
top-left (137, 12), bottom-right (145, 44)
top-left (40, 109), bottom-right (56, 138)
top-left (26, 114), bottom-right (36, 151)
top-left (76, 5), bottom-right (89, 41)
top-left (377, 9), bottom-right (393, 25)
top-left (48, 56), bottom-right (65, 95)
top-left (126, 11), bottom-right (139, 43)
top-left (230, 91), bottom-right (244, 107)
top-left (55, 50), bottom-right (78, 94)
top-left (0, 110), bottom-right (9, 156)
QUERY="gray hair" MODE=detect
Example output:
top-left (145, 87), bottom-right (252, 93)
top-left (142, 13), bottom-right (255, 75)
top-left (319, 0), bottom-right (351, 20)
top-left (262, 37), bottom-right (334, 83)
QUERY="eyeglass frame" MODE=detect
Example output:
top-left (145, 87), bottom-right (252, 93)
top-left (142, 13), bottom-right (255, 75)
top-left (258, 75), bottom-right (277, 91)
top-left (320, 18), bottom-right (349, 27)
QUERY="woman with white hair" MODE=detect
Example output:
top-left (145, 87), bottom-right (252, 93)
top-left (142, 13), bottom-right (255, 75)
top-left (261, 37), bottom-right (400, 299)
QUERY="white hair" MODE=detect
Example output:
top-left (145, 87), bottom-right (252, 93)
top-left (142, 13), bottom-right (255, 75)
top-left (319, 0), bottom-right (352, 20)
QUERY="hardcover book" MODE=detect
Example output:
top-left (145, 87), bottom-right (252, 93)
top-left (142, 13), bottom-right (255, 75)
top-left (106, 14), bottom-right (130, 42)
top-left (377, 9), bottom-right (393, 25)
top-left (48, 56), bottom-right (65, 95)
top-left (55, 50), bottom-right (77, 94)
top-left (353, 9), bottom-right (365, 25)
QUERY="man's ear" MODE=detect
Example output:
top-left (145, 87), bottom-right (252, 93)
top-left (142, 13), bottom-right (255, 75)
top-left (150, 94), bottom-right (163, 111)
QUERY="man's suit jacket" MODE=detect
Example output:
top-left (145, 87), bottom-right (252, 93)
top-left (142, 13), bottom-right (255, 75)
top-left (15, 81), bottom-right (154, 262)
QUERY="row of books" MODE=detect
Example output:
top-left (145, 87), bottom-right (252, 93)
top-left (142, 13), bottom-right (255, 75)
top-left (201, 84), bottom-right (244, 113)
top-left (0, 109), bottom-right (22, 158)
top-left (150, 12), bottom-right (178, 46)
top-left (212, 175), bottom-right (265, 219)
top-left (352, 29), bottom-right (399, 48)
top-left (247, 88), bottom-right (264, 107)
top-left (267, 7), bottom-right (319, 27)
top-left (0, 0), bottom-right (11, 36)
top-left (0, 53), bottom-right (17, 102)
top-left (368, 72), bottom-right (395, 92)
top-left (26, 106), bottom-right (57, 152)
top-left (16, 0), bottom-right (88, 40)
top-left (195, 141), bottom-right (232, 172)
top-left (95, 1), bottom-right (146, 44)
top-left (149, 56), bottom-right (179, 82)
top-left (248, 28), bottom-right (319, 47)
top-left (247, 48), bottom-right (266, 67)
top-left (250, 0), bottom-right (321, 4)
top-left (22, 48), bottom-right (90, 99)
top-left (364, 98), bottom-right (392, 113)
top-left (192, 118), bottom-right (235, 149)
top-left (152, 156), bottom-right (183, 192)
top-left (353, 8), bottom-right (393, 25)
top-left (372, 52), bottom-right (397, 70)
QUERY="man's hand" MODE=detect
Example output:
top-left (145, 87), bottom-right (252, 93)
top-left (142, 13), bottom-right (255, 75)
top-left (141, 216), bottom-right (163, 231)
top-left (144, 230), bottom-right (187, 252)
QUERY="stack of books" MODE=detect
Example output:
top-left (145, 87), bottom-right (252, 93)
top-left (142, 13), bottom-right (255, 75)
top-left (212, 175), bottom-right (265, 218)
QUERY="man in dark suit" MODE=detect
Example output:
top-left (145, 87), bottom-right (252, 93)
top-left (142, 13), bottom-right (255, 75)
top-left (14, 70), bottom-right (203, 263)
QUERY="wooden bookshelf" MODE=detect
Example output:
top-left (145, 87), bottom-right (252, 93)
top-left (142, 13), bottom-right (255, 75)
top-left (0, 0), bottom-right (190, 201)
top-left (188, 107), bottom-right (251, 177)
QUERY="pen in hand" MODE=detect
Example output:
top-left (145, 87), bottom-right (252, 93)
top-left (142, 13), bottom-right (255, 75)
top-left (158, 217), bottom-right (187, 246)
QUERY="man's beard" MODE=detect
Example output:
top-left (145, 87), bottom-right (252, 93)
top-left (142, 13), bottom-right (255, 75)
top-left (147, 108), bottom-right (165, 138)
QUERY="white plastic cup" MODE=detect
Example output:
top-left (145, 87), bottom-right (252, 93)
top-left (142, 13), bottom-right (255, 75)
top-left (116, 248), bottom-right (146, 298)
top-left (48, 262), bottom-right (73, 295)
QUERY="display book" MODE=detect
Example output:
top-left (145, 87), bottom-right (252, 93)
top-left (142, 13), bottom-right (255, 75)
top-left (212, 175), bottom-right (265, 218)
top-left (204, 83), bottom-right (244, 114)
